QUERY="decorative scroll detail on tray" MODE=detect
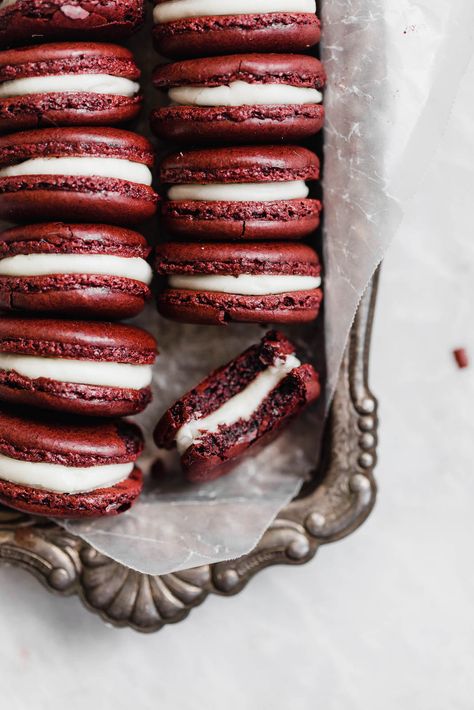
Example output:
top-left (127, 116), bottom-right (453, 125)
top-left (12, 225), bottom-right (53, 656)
top-left (0, 274), bottom-right (379, 633)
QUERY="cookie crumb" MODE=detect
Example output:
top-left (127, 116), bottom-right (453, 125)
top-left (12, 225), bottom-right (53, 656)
top-left (453, 348), bottom-right (469, 369)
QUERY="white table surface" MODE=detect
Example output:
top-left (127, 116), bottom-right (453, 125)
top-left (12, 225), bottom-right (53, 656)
top-left (1, 49), bottom-right (473, 710)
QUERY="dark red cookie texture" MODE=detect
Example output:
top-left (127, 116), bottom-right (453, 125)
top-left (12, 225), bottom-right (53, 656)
top-left (153, 10), bottom-right (321, 59)
top-left (0, 43), bottom-right (142, 133)
top-left (0, 127), bottom-right (158, 225)
top-left (0, 317), bottom-right (158, 417)
top-left (160, 146), bottom-right (321, 241)
top-left (0, 0), bottom-right (145, 48)
top-left (0, 407), bottom-right (144, 518)
top-left (151, 54), bottom-right (326, 145)
top-left (154, 242), bottom-right (323, 325)
top-left (0, 222), bottom-right (152, 319)
top-left (154, 330), bottom-right (320, 482)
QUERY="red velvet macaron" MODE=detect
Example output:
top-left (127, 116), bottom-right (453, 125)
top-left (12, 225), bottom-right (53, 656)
top-left (0, 43), bottom-right (142, 133)
top-left (151, 54), bottom-right (326, 145)
top-left (0, 317), bottom-right (157, 417)
top-left (0, 0), bottom-right (145, 48)
top-left (152, 0), bottom-right (321, 58)
top-left (0, 127), bottom-right (158, 225)
top-left (0, 406), bottom-right (144, 518)
top-left (0, 223), bottom-right (153, 319)
top-left (155, 241), bottom-right (323, 325)
top-left (154, 330), bottom-right (320, 482)
top-left (159, 145), bottom-right (321, 241)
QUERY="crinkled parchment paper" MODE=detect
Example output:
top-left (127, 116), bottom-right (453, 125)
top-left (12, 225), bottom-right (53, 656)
top-left (12, 1), bottom-right (474, 574)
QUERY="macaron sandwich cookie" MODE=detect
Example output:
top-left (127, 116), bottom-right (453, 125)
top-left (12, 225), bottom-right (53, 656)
top-left (0, 0), bottom-right (145, 48)
top-left (154, 330), bottom-right (320, 482)
top-left (0, 317), bottom-right (157, 417)
top-left (160, 145), bottom-right (321, 240)
top-left (152, 0), bottom-right (321, 59)
top-left (0, 43), bottom-right (142, 134)
top-left (0, 223), bottom-right (153, 319)
top-left (155, 242), bottom-right (322, 325)
top-left (0, 407), bottom-right (144, 518)
top-left (151, 54), bottom-right (326, 145)
top-left (0, 127), bottom-right (157, 225)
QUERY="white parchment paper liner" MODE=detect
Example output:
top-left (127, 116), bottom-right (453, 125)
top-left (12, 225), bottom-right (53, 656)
top-left (5, 1), bottom-right (474, 575)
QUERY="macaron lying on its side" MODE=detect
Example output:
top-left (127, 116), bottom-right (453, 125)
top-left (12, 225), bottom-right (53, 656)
top-left (155, 242), bottom-right (323, 325)
top-left (151, 54), bottom-right (326, 145)
top-left (0, 0), bottom-right (145, 48)
top-left (154, 330), bottom-right (321, 482)
top-left (0, 317), bottom-right (158, 417)
top-left (0, 43), bottom-right (142, 134)
top-left (0, 127), bottom-right (158, 225)
top-left (152, 0), bottom-right (321, 58)
top-left (160, 145), bottom-right (322, 240)
top-left (0, 407), bottom-right (144, 518)
top-left (0, 223), bottom-right (153, 319)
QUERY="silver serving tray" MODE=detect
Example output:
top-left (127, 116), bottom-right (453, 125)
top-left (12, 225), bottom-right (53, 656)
top-left (0, 270), bottom-right (379, 633)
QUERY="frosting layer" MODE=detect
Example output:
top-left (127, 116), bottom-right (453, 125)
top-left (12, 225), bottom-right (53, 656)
top-left (168, 81), bottom-right (323, 106)
top-left (0, 157), bottom-right (153, 186)
top-left (154, 0), bottom-right (317, 23)
top-left (168, 180), bottom-right (309, 201)
top-left (0, 454), bottom-right (134, 494)
top-left (168, 273), bottom-right (321, 295)
top-left (0, 354), bottom-right (153, 389)
top-left (0, 253), bottom-right (153, 284)
top-left (0, 74), bottom-right (140, 98)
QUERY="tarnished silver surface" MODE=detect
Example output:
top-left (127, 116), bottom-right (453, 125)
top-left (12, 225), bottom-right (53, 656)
top-left (0, 272), bottom-right (379, 633)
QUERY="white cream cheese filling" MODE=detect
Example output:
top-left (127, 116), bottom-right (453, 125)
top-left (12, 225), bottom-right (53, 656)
top-left (0, 253), bottom-right (153, 284)
top-left (176, 353), bottom-right (300, 454)
top-left (0, 74), bottom-right (140, 99)
top-left (0, 0), bottom-right (19, 9)
top-left (168, 180), bottom-right (309, 202)
top-left (154, 0), bottom-right (316, 23)
top-left (0, 455), bottom-right (134, 494)
top-left (0, 157), bottom-right (153, 186)
top-left (0, 354), bottom-right (153, 389)
top-left (168, 81), bottom-right (322, 106)
top-left (169, 273), bottom-right (321, 295)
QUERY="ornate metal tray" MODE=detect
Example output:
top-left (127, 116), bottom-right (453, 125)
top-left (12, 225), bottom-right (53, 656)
top-left (0, 271), bottom-right (379, 633)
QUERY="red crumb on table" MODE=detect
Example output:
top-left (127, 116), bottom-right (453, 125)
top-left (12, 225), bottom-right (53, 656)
top-left (453, 348), bottom-right (469, 369)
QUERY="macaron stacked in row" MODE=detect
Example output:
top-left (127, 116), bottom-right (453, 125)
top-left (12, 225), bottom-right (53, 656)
top-left (0, 0), bottom-right (158, 517)
top-left (150, 1), bottom-right (325, 327)
top-left (149, 1), bottom-right (325, 479)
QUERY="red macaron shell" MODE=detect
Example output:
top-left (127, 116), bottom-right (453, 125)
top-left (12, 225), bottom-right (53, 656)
top-left (155, 241), bottom-right (321, 275)
top-left (0, 316), bottom-right (157, 361)
top-left (0, 407), bottom-right (144, 518)
top-left (0, 127), bottom-right (158, 224)
top-left (160, 145), bottom-right (320, 183)
top-left (0, 222), bottom-right (149, 256)
top-left (0, 43), bottom-right (142, 132)
top-left (160, 146), bottom-right (321, 240)
top-left (154, 242), bottom-right (323, 325)
top-left (151, 54), bottom-right (326, 145)
top-left (156, 289), bottom-right (323, 325)
top-left (160, 200), bottom-right (322, 241)
top-left (0, 466), bottom-right (143, 518)
top-left (151, 104), bottom-right (325, 145)
top-left (0, 317), bottom-right (157, 417)
top-left (154, 330), bottom-right (321, 482)
top-left (153, 54), bottom-right (326, 89)
top-left (0, 223), bottom-right (152, 319)
top-left (0, 0), bottom-right (145, 48)
top-left (0, 407), bottom-right (143, 462)
top-left (153, 12), bottom-right (321, 59)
